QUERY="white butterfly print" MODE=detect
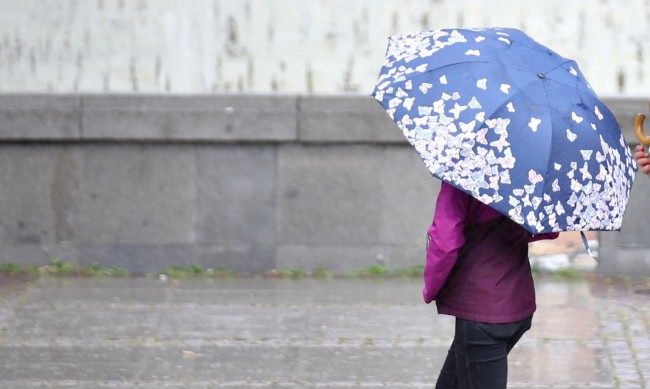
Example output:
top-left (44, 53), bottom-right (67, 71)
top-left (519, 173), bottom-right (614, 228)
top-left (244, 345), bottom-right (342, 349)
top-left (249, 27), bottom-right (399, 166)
top-left (569, 66), bottom-right (578, 76)
top-left (507, 102), bottom-right (515, 112)
top-left (527, 170), bottom-right (543, 184)
top-left (401, 115), bottom-right (413, 125)
top-left (566, 129), bottom-right (577, 142)
top-left (579, 162), bottom-right (592, 180)
top-left (439, 75), bottom-right (448, 85)
top-left (513, 188), bottom-right (525, 196)
top-left (554, 163), bottom-right (562, 170)
top-left (433, 99), bottom-right (445, 114)
top-left (396, 88), bottom-right (408, 98)
top-left (441, 92), bottom-right (452, 100)
top-left (452, 92), bottom-right (461, 100)
top-left (552, 179), bottom-right (560, 192)
top-left (405, 80), bottom-right (413, 90)
top-left (465, 50), bottom-right (481, 56)
top-left (498, 37), bottom-right (511, 45)
top-left (595, 164), bottom-right (607, 181)
top-left (509, 196), bottom-right (521, 207)
top-left (500, 170), bottom-right (511, 184)
top-left (403, 97), bottom-right (415, 110)
top-left (571, 112), bottom-right (584, 123)
top-left (570, 179), bottom-right (583, 192)
top-left (449, 103), bottom-right (467, 119)
top-left (500, 84), bottom-right (511, 93)
top-left (459, 120), bottom-right (476, 133)
top-left (475, 128), bottom-right (488, 144)
top-left (580, 150), bottom-right (593, 160)
top-left (490, 136), bottom-right (510, 152)
top-left (489, 175), bottom-right (500, 190)
top-left (526, 212), bottom-right (537, 227)
top-left (419, 83), bottom-right (433, 94)
top-left (498, 149), bottom-right (516, 169)
top-left (476, 78), bottom-right (488, 90)
top-left (475, 112), bottom-right (485, 122)
top-left (594, 106), bottom-right (604, 120)
top-left (389, 98), bottom-right (403, 109)
top-left (529, 117), bottom-right (541, 132)
top-left (413, 117), bottom-right (429, 127)
top-left (468, 96), bottom-right (482, 109)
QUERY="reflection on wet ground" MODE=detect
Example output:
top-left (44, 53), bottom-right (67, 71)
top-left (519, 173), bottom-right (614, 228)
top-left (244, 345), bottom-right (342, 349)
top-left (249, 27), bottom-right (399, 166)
top-left (0, 273), bottom-right (647, 388)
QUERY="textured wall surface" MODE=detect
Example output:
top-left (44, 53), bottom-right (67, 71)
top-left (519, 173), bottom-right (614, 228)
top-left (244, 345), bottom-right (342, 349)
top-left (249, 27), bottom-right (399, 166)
top-left (1, 0), bottom-right (649, 94)
top-left (0, 94), bottom-right (648, 275)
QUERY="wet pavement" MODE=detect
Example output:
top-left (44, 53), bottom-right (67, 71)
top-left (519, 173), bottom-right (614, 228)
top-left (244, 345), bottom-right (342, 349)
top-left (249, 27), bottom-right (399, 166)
top-left (0, 274), bottom-right (648, 388)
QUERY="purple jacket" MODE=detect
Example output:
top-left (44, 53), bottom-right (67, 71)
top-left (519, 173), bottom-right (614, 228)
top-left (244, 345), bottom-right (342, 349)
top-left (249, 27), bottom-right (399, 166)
top-left (424, 182), bottom-right (559, 323)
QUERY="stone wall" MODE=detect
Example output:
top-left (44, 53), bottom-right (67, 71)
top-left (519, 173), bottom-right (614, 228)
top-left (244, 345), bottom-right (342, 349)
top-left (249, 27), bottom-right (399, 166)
top-left (0, 94), bottom-right (649, 275)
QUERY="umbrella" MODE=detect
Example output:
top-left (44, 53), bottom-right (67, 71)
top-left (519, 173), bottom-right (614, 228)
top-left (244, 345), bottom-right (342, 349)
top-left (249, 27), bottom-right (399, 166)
top-left (372, 27), bottom-right (636, 234)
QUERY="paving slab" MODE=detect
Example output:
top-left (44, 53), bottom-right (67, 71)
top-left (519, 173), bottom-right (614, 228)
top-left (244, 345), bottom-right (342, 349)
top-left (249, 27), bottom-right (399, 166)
top-left (0, 274), bottom-right (648, 388)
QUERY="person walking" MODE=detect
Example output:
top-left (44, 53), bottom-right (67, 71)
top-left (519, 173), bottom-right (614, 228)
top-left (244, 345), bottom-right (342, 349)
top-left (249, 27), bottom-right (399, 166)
top-left (424, 182), bottom-right (559, 389)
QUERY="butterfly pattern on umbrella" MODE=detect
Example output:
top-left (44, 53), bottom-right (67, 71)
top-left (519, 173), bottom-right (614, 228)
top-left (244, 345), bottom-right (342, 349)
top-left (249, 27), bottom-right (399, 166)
top-left (373, 28), bottom-right (636, 234)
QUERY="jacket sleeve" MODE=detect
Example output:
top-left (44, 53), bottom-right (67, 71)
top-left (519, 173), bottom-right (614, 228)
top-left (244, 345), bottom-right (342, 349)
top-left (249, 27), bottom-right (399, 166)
top-left (422, 183), bottom-right (469, 304)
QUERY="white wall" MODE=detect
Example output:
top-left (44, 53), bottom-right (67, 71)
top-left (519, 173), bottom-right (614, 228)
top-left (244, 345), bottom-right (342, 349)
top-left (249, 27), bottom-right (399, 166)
top-left (1, 0), bottom-right (649, 95)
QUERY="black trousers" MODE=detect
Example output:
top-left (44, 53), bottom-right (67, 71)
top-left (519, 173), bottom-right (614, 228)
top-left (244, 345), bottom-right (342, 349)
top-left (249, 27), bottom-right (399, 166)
top-left (435, 315), bottom-right (533, 389)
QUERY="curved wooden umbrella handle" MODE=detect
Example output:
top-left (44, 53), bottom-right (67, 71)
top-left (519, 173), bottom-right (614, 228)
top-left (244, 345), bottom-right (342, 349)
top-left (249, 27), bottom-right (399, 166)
top-left (634, 113), bottom-right (650, 145)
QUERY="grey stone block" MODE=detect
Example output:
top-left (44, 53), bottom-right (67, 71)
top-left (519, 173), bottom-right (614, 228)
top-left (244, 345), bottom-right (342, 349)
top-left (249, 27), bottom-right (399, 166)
top-left (74, 243), bottom-right (274, 274)
top-left (597, 168), bottom-right (650, 276)
top-left (195, 145), bottom-right (276, 245)
top-left (299, 95), bottom-right (404, 143)
top-left (275, 244), bottom-right (386, 273)
top-left (276, 144), bottom-right (383, 245)
top-left (72, 144), bottom-right (197, 244)
top-left (0, 94), bottom-right (81, 139)
top-left (0, 145), bottom-right (61, 246)
top-left (192, 243), bottom-right (275, 273)
top-left (82, 94), bottom-right (298, 141)
top-left (378, 146), bottom-right (439, 244)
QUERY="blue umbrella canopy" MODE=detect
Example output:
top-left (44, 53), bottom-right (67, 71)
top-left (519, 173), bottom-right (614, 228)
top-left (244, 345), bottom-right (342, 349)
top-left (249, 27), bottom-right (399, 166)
top-left (372, 27), bottom-right (636, 234)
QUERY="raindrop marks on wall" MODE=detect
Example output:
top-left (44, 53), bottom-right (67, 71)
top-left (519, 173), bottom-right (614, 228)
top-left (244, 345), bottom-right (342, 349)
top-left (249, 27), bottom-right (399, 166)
top-left (390, 12), bottom-right (399, 36)
top-left (456, 11), bottom-right (464, 28)
top-left (306, 64), bottom-right (314, 93)
top-left (637, 42), bottom-right (644, 84)
top-left (420, 14), bottom-right (430, 30)
top-left (130, 56), bottom-right (138, 92)
top-left (155, 55), bottom-right (162, 88)
top-left (577, 10), bottom-right (586, 49)
top-left (343, 55), bottom-right (356, 92)
top-left (226, 16), bottom-right (238, 55)
top-left (618, 69), bottom-right (626, 93)
top-left (247, 56), bottom-right (254, 91)
top-left (102, 71), bottom-right (110, 91)
top-left (72, 53), bottom-right (83, 91)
